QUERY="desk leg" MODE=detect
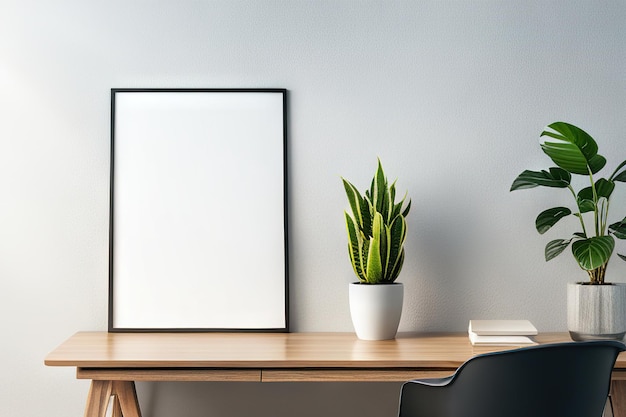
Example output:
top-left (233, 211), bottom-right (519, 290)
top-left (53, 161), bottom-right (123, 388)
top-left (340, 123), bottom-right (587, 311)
top-left (611, 380), bottom-right (626, 417)
top-left (84, 380), bottom-right (113, 417)
top-left (83, 380), bottom-right (142, 417)
top-left (113, 381), bottom-right (142, 417)
top-left (112, 395), bottom-right (122, 417)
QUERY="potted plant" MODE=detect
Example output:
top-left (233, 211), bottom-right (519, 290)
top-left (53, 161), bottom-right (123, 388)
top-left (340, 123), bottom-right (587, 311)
top-left (511, 121), bottom-right (626, 340)
top-left (342, 159), bottom-right (411, 340)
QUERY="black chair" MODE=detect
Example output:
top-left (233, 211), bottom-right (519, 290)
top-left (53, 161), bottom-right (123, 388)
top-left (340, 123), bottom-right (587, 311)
top-left (398, 341), bottom-right (625, 417)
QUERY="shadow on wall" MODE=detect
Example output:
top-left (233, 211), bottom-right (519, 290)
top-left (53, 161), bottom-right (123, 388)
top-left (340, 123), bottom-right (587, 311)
top-left (137, 381), bottom-right (403, 417)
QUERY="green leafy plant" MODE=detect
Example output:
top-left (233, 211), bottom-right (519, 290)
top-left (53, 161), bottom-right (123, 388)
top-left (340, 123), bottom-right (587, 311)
top-left (511, 122), bottom-right (626, 284)
top-left (342, 159), bottom-right (411, 284)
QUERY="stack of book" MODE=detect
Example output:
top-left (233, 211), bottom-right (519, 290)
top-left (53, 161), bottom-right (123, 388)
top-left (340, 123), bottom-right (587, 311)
top-left (468, 320), bottom-right (538, 346)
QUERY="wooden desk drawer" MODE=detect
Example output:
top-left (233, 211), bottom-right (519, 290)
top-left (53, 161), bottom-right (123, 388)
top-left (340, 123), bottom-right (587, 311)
top-left (77, 368), bottom-right (261, 382)
top-left (261, 368), bottom-right (455, 382)
top-left (613, 371), bottom-right (626, 381)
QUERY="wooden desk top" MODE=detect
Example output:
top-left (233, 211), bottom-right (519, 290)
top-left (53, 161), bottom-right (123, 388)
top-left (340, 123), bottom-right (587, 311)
top-left (45, 331), bottom-right (603, 370)
top-left (44, 332), bottom-right (626, 415)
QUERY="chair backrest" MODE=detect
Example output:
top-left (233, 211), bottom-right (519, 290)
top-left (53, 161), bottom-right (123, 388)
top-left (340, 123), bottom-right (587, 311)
top-left (399, 341), bottom-right (625, 417)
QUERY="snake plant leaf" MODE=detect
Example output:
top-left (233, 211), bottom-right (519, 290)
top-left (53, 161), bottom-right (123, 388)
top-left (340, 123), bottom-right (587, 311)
top-left (362, 196), bottom-right (373, 237)
top-left (386, 215), bottom-right (407, 282)
top-left (342, 178), bottom-right (372, 237)
top-left (387, 180), bottom-right (397, 224)
top-left (391, 192), bottom-right (410, 223)
top-left (370, 159), bottom-right (387, 215)
top-left (540, 122), bottom-right (606, 175)
top-left (380, 223), bottom-right (390, 280)
top-left (345, 212), bottom-right (366, 281)
top-left (535, 207), bottom-right (572, 234)
top-left (390, 202), bottom-right (401, 223)
top-left (510, 168), bottom-right (571, 191)
top-left (366, 212), bottom-right (385, 284)
top-left (401, 198), bottom-right (411, 218)
top-left (343, 178), bottom-right (365, 225)
top-left (361, 239), bottom-right (370, 276)
top-left (388, 249), bottom-right (405, 282)
top-left (572, 236), bottom-right (615, 271)
top-left (619, 254), bottom-right (626, 262)
top-left (609, 217), bottom-right (626, 239)
top-left (379, 213), bottom-right (390, 281)
top-left (545, 238), bottom-right (573, 261)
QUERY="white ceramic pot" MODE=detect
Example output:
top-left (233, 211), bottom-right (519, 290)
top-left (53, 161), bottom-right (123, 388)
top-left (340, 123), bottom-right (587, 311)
top-left (349, 282), bottom-right (403, 340)
top-left (567, 282), bottom-right (626, 341)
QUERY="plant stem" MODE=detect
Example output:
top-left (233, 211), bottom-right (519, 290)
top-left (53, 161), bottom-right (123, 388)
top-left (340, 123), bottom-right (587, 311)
top-left (568, 185), bottom-right (588, 237)
top-left (600, 199), bottom-right (609, 236)
top-left (588, 168), bottom-right (600, 237)
top-left (587, 264), bottom-right (607, 284)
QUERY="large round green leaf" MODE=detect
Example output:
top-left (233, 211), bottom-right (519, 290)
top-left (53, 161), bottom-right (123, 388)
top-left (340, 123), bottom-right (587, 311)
top-left (595, 178), bottom-right (616, 198)
top-left (609, 218), bottom-right (626, 239)
top-left (540, 122), bottom-right (606, 175)
top-left (610, 160), bottom-right (626, 182)
top-left (614, 170), bottom-right (626, 182)
top-left (572, 236), bottom-right (615, 271)
top-left (535, 207), bottom-right (572, 234)
top-left (545, 238), bottom-right (573, 261)
top-left (510, 168), bottom-right (571, 191)
top-left (576, 179), bottom-right (615, 213)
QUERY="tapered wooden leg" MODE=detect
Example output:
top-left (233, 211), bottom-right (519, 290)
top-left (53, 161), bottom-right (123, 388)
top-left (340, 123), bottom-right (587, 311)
top-left (83, 380), bottom-right (142, 417)
top-left (112, 395), bottom-right (123, 417)
top-left (84, 381), bottom-right (113, 417)
top-left (113, 381), bottom-right (142, 417)
top-left (611, 380), bottom-right (626, 417)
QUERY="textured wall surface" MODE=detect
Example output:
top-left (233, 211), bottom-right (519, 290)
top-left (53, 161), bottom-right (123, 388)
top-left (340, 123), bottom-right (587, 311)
top-left (2, 1), bottom-right (626, 416)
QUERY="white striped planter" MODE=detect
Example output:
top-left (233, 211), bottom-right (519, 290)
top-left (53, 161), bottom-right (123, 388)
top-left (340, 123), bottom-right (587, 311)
top-left (567, 282), bottom-right (626, 341)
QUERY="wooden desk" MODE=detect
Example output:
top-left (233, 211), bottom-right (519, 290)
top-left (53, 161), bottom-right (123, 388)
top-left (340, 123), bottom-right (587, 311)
top-left (45, 332), bottom-right (626, 417)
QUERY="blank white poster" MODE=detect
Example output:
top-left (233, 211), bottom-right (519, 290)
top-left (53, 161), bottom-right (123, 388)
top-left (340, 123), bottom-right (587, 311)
top-left (110, 89), bottom-right (287, 331)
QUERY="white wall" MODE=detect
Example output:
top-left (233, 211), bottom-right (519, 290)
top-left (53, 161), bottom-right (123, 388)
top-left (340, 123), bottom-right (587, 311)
top-left (2, 1), bottom-right (626, 416)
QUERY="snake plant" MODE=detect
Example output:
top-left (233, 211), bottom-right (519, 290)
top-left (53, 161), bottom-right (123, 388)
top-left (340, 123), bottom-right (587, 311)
top-left (511, 122), bottom-right (626, 284)
top-left (343, 159), bottom-right (411, 284)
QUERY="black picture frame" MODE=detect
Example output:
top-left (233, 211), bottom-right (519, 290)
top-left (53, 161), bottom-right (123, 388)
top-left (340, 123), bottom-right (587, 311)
top-left (109, 88), bottom-right (289, 332)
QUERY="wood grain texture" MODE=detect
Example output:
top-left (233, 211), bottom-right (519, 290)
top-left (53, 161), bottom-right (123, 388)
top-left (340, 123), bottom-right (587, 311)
top-left (614, 371), bottom-right (626, 381)
top-left (612, 380), bottom-right (626, 417)
top-left (47, 332), bottom-right (572, 369)
top-left (46, 332), bottom-right (626, 417)
top-left (46, 332), bottom-right (626, 371)
top-left (112, 381), bottom-right (142, 417)
top-left (83, 380), bottom-right (112, 417)
top-left (261, 369), bottom-right (454, 382)
top-left (77, 368), bottom-right (261, 382)
top-left (111, 396), bottom-right (122, 417)
top-left (82, 380), bottom-right (143, 417)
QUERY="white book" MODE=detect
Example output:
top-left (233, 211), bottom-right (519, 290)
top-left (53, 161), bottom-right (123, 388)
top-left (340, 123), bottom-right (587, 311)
top-left (468, 320), bottom-right (538, 346)
top-left (468, 332), bottom-right (537, 346)
top-left (468, 320), bottom-right (538, 336)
